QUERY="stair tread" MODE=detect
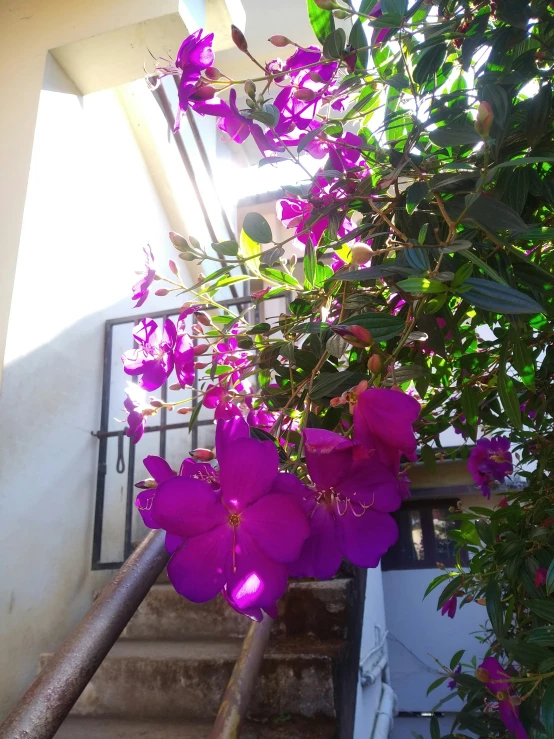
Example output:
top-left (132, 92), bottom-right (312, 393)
top-left (56, 717), bottom-right (336, 738)
top-left (99, 637), bottom-right (342, 661)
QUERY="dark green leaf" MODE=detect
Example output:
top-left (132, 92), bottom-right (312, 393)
top-left (498, 371), bottom-right (522, 430)
top-left (460, 278), bottom-right (544, 315)
top-left (323, 28), bottom-right (346, 60)
top-left (462, 196), bottom-right (529, 234)
top-left (512, 339), bottom-right (535, 391)
top-left (304, 240), bottom-right (317, 289)
top-left (437, 575), bottom-right (463, 610)
top-left (452, 263), bottom-right (473, 289)
top-left (338, 312), bottom-right (405, 341)
top-left (542, 680), bottom-right (554, 739)
top-left (414, 44), bottom-right (447, 86)
top-left (427, 676), bottom-right (447, 696)
top-left (406, 181), bottom-right (429, 214)
top-left (486, 580), bottom-right (504, 638)
top-left (306, 0), bottom-right (335, 44)
top-left (310, 370), bottom-right (368, 400)
top-left (212, 240), bottom-right (239, 257)
top-left (242, 212), bottom-right (273, 244)
top-left (450, 650), bottom-right (465, 670)
top-left (398, 277), bottom-right (447, 294)
top-left (528, 600), bottom-right (554, 623)
top-left (547, 560), bottom-right (554, 597)
top-left (349, 19), bottom-right (368, 71)
top-left (527, 83), bottom-right (552, 149)
top-left (381, 0), bottom-right (407, 15)
top-left (528, 627), bottom-right (554, 646)
top-left (429, 126), bottom-right (482, 148)
top-left (502, 638), bottom-right (549, 667)
top-left (496, 0), bottom-right (531, 28)
top-left (424, 573), bottom-right (452, 599)
top-left (430, 715), bottom-right (440, 739)
top-left (421, 445), bottom-right (437, 472)
top-left (461, 385), bottom-right (479, 433)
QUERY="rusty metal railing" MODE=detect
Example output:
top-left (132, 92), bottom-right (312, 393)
top-left (209, 614), bottom-right (273, 739)
top-left (0, 530), bottom-right (169, 739)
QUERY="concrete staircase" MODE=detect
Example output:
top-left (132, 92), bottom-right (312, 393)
top-left (48, 571), bottom-right (355, 738)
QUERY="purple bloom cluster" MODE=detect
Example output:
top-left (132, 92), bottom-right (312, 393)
top-left (477, 657), bottom-right (528, 739)
top-left (441, 595), bottom-right (457, 619)
top-left (467, 436), bottom-right (513, 498)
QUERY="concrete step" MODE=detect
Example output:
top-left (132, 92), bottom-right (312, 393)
top-left (43, 639), bottom-right (340, 721)
top-left (122, 579), bottom-right (350, 642)
top-left (56, 716), bottom-right (337, 738)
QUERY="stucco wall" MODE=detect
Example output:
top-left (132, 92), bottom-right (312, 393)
top-left (0, 55), bottom-right (193, 718)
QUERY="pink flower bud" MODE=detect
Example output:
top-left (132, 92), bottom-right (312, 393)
top-left (177, 407), bottom-right (191, 415)
top-left (193, 344), bottom-right (210, 356)
top-left (169, 382), bottom-right (182, 391)
top-left (294, 88), bottom-right (318, 101)
top-left (475, 101), bottom-right (494, 139)
top-left (368, 354), bottom-right (382, 374)
top-left (169, 260), bottom-right (178, 276)
top-left (308, 71), bottom-right (324, 83)
top-left (190, 448), bottom-right (215, 462)
top-left (149, 399), bottom-right (164, 408)
top-left (314, 0), bottom-right (337, 8)
top-left (333, 325), bottom-right (373, 348)
top-left (194, 361), bottom-right (209, 369)
top-left (269, 35), bottom-right (291, 47)
top-left (194, 311), bottom-right (212, 327)
top-left (169, 231), bottom-right (189, 251)
top-left (204, 67), bottom-right (223, 80)
top-left (231, 25), bottom-right (248, 53)
top-left (192, 325), bottom-right (204, 335)
top-left (155, 288), bottom-right (170, 296)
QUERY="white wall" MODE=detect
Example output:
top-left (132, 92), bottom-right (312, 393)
top-left (0, 56), bottom-right (192, 718)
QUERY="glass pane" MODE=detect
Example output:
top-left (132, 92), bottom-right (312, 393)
top-left (410, 511), bottom-right (425, 561)
top-left (433, 508), bottom-right (457, 563)
top-left (388, 508), bottom-right (425, 567)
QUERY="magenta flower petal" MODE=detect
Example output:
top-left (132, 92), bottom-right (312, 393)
top-left (268, 471), bottom-right (309, 499)
top-left (219, 437), bottom-right (279, 511)
top-left (289, 504), bottom-right (343, 579)
top-left (354, 388), bottom-right (419, 462)
top-left (174, 334), bottom-right (195, 388)
top-left (498, 700), bottom-right (527, 739)
top-left (165, 533), bottom-right (184, 554)
top-left (336, 458), bottom-right (402, 513)
top-left (303, 428), bottom-right (355, 490)
top-left (242, 493), bottom-right (309, 563)
top-left (222, 585), bottom-right (264, 622)
top-left (229, 530), bottom-right (288, 610)
top-left (479, 657), bottom-right (512, 693)
top-left (168, 525), bottom-right (232, 603)
top-left (151, 476), bottom-right (227, 539)
top-left (215, 416), bottom-right (250, 460)
top-left (143, 455), bottom-right (175, 483)
top-left (335, 508), bottom-right (398, 569)
top-left (135, 489), bottom-right (158, 528)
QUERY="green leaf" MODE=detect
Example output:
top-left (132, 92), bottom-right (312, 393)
top-left (304, 240), bottom-right (317, 289)
top-left (496, 0), bottom-right (531, 28)
top-left (239, 230), bottom-right (261, 272)
top-left (260, 267), bottom-right (300, 288)
top-left (460, 278), bottom-right (544, 315)
top-left (542, 680), bottom-right (554, 739)
top-left (486, 580), bottom-right (504, 638)
top-left (338, 312), bottom-right (405, 341)
top-left (368, 13), bottom-right (402, 30)
top-left (421, 445), bottom-right (437, 472)
top-left (512, 339), bottom-right (535, 391)
top-left (502, 638), bottom-right (549, 667)
top-left (323, 28), bottom-right (346, 60)
top-left (187, 399), bottom-right (203, 434)
top-left (462, 196), bottom-right (529, 234)
top-left (529, 600), bottom-right (554, 623)
top-left (429, 126), bottom-right (482, 148)
top-left (430, 715), bottom-right (441, 739)
top-left (527, 83), bottom-right (552, 149)
top-left (452, 263), bottom-right (473, 289)
top-left (461, 385), bottom-right (479, 433)
top-left (406, 181), bottom-right (429, 214)
top-left (349, 19), bottom-right (368, 71)
top-left (212, 274), bottom-right (250, 290)
top-left (498, 371), bottom-right (522, 430)
top-left (212, 240), bottom-right (239, 257)
top-left (381, 0), bottom-right (407, 15)
top-left (528, 627), bottom-right (554, 646)
top-left (424, 573), bottom-right (452, 599)
top-left (427, 676), bottom-right (447, 696)
top-left (311, 370), bottom-right (368, 400)
top-left (398, 277), bottom-right (447, 294)
top-left (242, 212), bottom-right (272, 244)
top-left (360, 0), bottom-right (379, 12)
top-left (306, 0), bottom-right (335, 44)
top-left (437, 575), bottom-right (463, 610)
top-left (547, 560), bottom-right (554, 597)
top-left (413, 44), bottom-right (447, 86)
top-left (450, 650), bottom-right (465, 670)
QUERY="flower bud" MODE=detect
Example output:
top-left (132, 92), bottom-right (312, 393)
top-left (155, 288), bottom-right (170, 296)
top-left (231, 25), bottom-right (248, 53)
top-left (308, 71), bottom-right (324, 83)
top-left (193, 344), bottom-right (210, 356)
top-left (314, 0), bottom-right (338, 8)
top-left (190, 448), bottom-right (215, 462)
top-left (368, 354), bottom-right (382, 374)
top-left (294, 88), bottom-right (318, 101)
top-left (169, 231), bottom-right (189, 251)
top-left (149, 399), bottom-right (164, 408)
top-left (192, 324), bottom-right (204, 335)
top-left (333, 325), bottom-right (373, 348)
top-left (269, 35), bottom-right (290, 48)
top-left (194, 310), bottom-right (212, 327)
top-left (169, 382), bottom-right (182, 391)
top-left (475, 101), bottom-right (494, 139)
top-left (204, 66), bottom-right (223, 80)
top-left (290, 254), bottom-right (297, 268)
top-left (177, 407), bottom-right (191, 415)
top-left (169, 259), bottom-right (178, 276)
top-left (350, 245), bottom-right (373, 265)
top-left (244, 79), bottom-right (256, 99)
top-left (197, 273), bottom-right (205, 282)
top-left (194, 361), bottom-right (209, 369)
top-left (330, 396), bottom-right (344, 407)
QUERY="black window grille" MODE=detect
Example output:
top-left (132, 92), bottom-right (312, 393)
top-left (90, 292), bottom-right (287, 570)
top-left (382, 498), bottom-right (465, 571)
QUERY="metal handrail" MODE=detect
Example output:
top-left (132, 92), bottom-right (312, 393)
top-left (0, 530), bottom-right (169, 739)
top-left (210, 615), bottom-right (273, 739)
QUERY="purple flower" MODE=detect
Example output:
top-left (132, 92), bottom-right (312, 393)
top-left (135, 456), bottom-right (176, 528)
top-left (477, 657), bottom-right (527, 739)
top-left (441, 595), bottom-right (457, 619)
top-left (147, 418), bottom-right (310, 609)
top-left (448, 665), bottom-right (462, 690)
top-left (174, 29), bottom-right (215, 128)
top-left (369, 3), bottom-right (391, 45)
top-left (122, 318), bottom-right (177, 391)
top-left (132, 246), bottom-right (155, 308)
top-left (222, 584), bottom-right (278, 623)
top-left (353, 388), bottom-right (420, 473)
top-left (213, 89), bottom-right (284, 156)
top-left (467, 437), bottom-right (513, 499)
top-left (535, 567), bottom-right (548, 587)
top-left (203, 384), bottom-right (242, 420)
top-left (174, 333), bottom-right (195, 388)
top-left (123, 387), bottom-right (147, 444)
top-left (289, 429), bottom-right (402, 580)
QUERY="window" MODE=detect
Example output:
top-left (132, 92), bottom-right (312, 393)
top-left (382, 499), bottom-right (463, 571)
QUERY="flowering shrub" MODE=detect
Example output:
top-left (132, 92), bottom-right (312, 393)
top-left (122, 0), bottom-right (554, 735)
